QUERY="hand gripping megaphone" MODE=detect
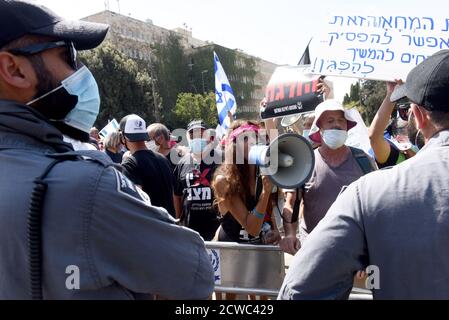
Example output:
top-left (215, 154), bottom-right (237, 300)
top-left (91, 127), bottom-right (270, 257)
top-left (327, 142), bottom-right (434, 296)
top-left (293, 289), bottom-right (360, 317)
top-left (280, 114), bottom-right (302, 134)
top-left (248, 133), bottom-right (315, 189)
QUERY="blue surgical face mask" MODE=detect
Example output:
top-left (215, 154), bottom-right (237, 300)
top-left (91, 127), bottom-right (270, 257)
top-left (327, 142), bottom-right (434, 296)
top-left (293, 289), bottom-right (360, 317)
top-left (27, 66), bottom-right (100, 133)
top-left (189, 138), bottom-right (208, 154)
top-left (321, 129), bottom-right (348, 150)
top-left (302, 129), bottom-right (312, 142)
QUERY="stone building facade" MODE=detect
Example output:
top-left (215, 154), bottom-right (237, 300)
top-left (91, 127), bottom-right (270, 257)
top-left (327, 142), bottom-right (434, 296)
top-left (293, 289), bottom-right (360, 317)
top-left (82, 10), bottom-right (278, 115)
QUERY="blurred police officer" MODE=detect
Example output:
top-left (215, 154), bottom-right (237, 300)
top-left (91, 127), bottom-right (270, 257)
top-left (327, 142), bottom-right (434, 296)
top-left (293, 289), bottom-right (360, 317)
top-left (279, 50), bottom-right (449, 299)
top-left (0, 0), bottom-right (213, 299)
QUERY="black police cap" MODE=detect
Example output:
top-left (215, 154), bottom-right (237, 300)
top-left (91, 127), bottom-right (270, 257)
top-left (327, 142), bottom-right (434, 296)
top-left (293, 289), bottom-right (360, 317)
top-left (391, 49), bottom-right (449, 113)
top-left (0, 0), bottom-right (109, 50)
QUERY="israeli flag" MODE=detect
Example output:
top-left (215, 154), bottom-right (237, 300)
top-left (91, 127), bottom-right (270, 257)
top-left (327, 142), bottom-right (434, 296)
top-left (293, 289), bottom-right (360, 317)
top-left (214, 52), bottom-right (237, 137)
top-left (99, 119), bottom-right (119, 138)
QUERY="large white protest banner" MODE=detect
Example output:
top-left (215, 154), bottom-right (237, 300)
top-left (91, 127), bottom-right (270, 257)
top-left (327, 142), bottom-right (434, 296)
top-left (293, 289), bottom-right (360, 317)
top-left (309, 13), bottom-right (449, 81)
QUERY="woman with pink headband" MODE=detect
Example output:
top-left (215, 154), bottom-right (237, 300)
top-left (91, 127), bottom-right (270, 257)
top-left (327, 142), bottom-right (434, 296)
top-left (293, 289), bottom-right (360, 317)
top-left (211, 120), bottom-right (280, 244)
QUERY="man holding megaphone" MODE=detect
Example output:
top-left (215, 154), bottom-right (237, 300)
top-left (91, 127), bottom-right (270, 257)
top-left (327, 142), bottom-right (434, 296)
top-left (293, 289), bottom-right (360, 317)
top-left (279, 100), bottom-right (377, 255)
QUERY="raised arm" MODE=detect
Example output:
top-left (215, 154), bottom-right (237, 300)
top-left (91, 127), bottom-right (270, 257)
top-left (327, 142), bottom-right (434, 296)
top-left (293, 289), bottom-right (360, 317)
top-left (368, 80), bottom-right (401, 164)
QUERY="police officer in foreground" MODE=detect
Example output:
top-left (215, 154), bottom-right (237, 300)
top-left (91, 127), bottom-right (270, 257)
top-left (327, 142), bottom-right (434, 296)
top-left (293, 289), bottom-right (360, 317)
top-left (0, 0), bottom-right (213, 299)
top-left (279, 49), bottom-right (449, 300)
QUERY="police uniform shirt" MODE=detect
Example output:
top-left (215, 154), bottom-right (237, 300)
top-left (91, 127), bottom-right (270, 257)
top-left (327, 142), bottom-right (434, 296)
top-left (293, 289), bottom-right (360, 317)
top-left (0, 101), bottom-right (214, 299)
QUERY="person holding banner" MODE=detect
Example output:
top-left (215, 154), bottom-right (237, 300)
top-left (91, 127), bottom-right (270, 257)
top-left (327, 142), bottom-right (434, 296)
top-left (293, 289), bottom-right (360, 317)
top-left (279, 50), bottom-right (449, 299)
top-left (368, 80), bottom-right (421, 168)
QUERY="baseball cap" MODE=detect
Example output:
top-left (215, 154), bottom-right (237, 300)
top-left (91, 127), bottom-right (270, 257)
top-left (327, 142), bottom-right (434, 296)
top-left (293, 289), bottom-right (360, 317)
top-left (187, 120), bottom-right (206, 132)
top-left (0, 0), bottom-right (109, 50)
top-left (390, 49), bottom-right (449, 112)
top-left (308, 99), bottom-right (358, 144)
top-left (119, 115), bottom-right (150, 142)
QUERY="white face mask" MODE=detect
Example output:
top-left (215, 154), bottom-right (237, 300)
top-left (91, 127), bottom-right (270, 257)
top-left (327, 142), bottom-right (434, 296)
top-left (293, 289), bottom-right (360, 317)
top-left (146, 140), bottom-right (159, 152)
top-left (321, 129), bottom-right (348, 150)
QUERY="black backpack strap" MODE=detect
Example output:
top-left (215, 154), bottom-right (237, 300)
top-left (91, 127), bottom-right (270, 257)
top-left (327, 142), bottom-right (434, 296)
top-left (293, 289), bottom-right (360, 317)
top-left (349, 147), bottom-right (377, 175)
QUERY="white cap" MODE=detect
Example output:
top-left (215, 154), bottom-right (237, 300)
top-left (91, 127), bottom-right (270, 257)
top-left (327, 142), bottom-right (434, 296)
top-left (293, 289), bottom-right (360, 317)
top-left (119, 114), bottom-right (150, 142)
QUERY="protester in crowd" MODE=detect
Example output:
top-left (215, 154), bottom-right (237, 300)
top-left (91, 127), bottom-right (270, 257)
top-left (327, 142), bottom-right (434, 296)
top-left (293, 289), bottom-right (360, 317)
top-left (103, 131), bottom-right (124, 163)
top-left (279, 50), bottom-right (449, 299)
top-left (204, 128), bottom-right (216, 143)
top-left (147, 122), bottom-right (187, 170)
top-left (89, 126), bottom-right (101, 148)
top-left (90, 126), bottom-right (100, 141)
top-left (300, 112), bottom-right (320, 148)
top-left (120, 114), bottom-right (176, 217)
top-left (279, 100), bottom-right (377, 256)
top-left (0, 1), bottom-right (213, 299)
top-left (212, 120), bottom-right (280, 245)
top-left (173, 120), bottom-right (220, 240)
top-left (368, 80), bottom-right (422, 168)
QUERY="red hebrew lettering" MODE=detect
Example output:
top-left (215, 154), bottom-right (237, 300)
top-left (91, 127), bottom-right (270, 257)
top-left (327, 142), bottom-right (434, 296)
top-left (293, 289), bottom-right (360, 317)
top-left (296, 81), bottom-right (303, 98)
top-left (275, 83), bottom-right (285, 101)
top-left (312, 79), bottom-right (318, 93)
top-left (289, 82), bottom-right (296, 98)
top-left (304, 83), bottom-right (311, 94)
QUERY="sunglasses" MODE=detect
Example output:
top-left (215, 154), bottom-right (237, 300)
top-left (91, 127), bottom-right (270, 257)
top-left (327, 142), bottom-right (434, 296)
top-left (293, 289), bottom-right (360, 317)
top-left (397, 102), bottom-right (411, 121)
top-left (8, 40), bottom-right (78, 70)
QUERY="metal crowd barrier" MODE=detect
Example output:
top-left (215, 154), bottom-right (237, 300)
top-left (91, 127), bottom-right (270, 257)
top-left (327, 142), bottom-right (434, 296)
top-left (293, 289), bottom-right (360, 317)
top-left (205, 241), bottom-right (285, 297)
top-left (205, 241), bottom-right (373, 300)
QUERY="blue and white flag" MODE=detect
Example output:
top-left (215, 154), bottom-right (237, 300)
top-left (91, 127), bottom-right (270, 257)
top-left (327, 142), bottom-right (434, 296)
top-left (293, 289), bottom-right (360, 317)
top-left (214, 52), bottom-right (237, 137)
top-left (99, 119), bottom-right (119, 138)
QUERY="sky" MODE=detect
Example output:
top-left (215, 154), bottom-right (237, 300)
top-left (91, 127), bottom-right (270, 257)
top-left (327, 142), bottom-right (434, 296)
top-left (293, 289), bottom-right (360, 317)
top-left (32, 0), bottom-right (446, 100)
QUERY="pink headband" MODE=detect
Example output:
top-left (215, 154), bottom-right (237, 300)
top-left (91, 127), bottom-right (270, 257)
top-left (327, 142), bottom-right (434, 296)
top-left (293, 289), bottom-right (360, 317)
top-left (227, 124), bottom-right (260, 144)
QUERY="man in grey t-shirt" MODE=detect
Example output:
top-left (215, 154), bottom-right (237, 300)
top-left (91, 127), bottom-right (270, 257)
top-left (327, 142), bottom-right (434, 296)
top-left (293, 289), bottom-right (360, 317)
top-left (279, 100), bottom-right (376, 255)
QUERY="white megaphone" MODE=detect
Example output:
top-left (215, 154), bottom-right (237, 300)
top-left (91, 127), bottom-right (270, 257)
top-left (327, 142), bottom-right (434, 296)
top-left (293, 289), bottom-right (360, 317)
top-left (248, 133), bottom-right (315, 189)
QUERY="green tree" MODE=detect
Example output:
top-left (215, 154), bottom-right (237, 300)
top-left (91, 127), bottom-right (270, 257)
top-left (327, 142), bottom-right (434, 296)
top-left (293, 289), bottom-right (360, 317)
top-left (173, 92), bottom-right (218, 129)
top-left (359, 80), bottom-right (386, 125)
top-left (343, 80), bottom-right (385, 125)
top-left (79, 42), bottom-right (156, 128)
top-left (151, 33), bottom-right (190, 128)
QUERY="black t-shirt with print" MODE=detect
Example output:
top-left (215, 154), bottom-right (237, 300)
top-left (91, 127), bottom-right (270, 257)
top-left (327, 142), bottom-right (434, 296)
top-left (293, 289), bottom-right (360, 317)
top-left (121, 150), bottom-right (176, 217)
top-left (173, 153), bottom-right (220, 241)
